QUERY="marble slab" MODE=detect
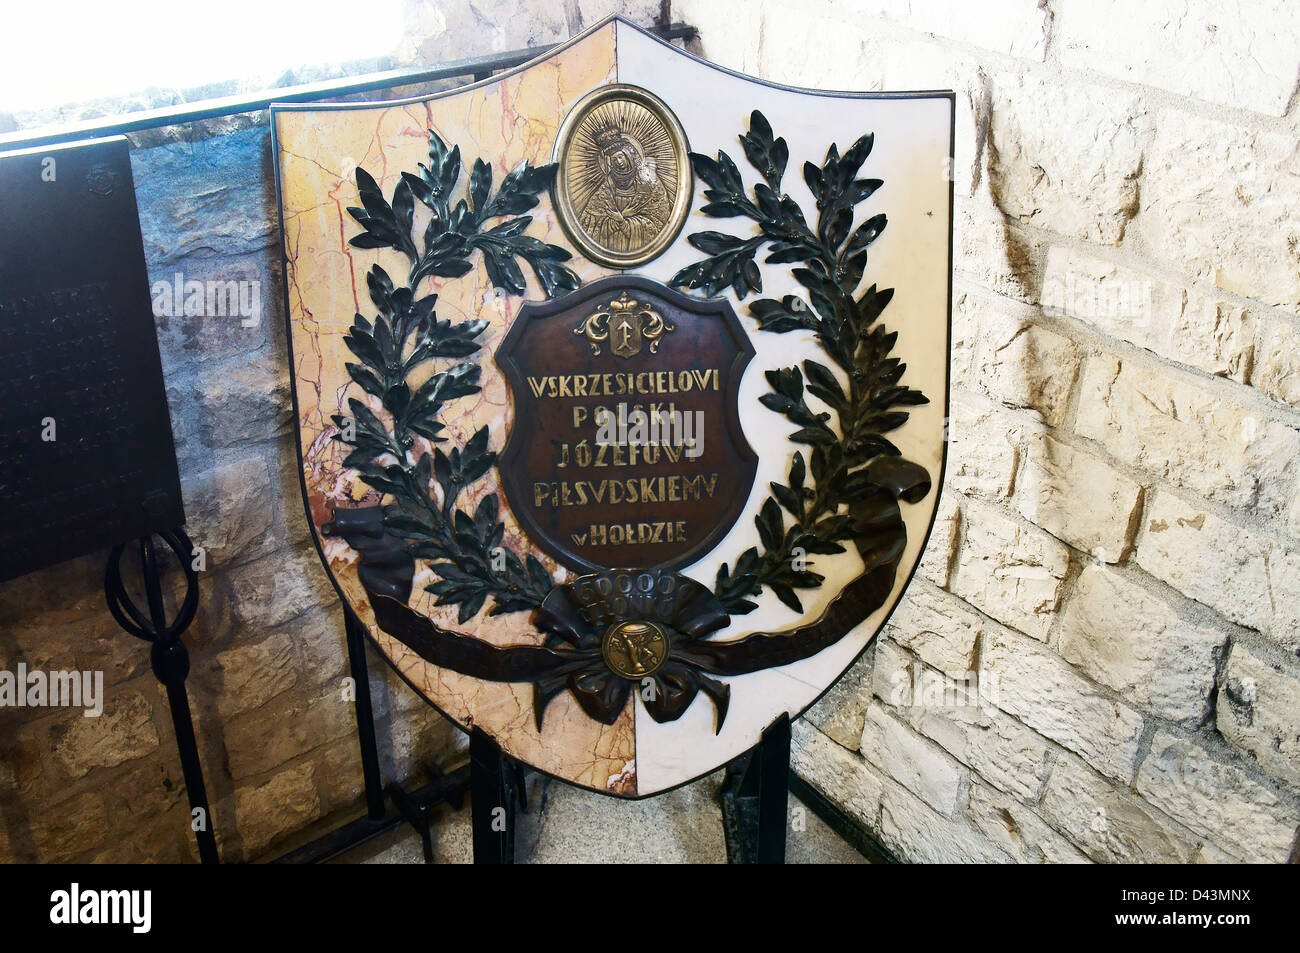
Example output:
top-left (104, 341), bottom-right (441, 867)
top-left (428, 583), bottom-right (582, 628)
top-left (272, 16), bottom-right (952, 797)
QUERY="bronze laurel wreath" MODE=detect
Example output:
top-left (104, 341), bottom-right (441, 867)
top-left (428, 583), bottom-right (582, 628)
top-left (670, 110), bottom-right (931, 615)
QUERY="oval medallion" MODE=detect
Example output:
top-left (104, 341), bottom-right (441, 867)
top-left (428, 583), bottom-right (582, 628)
top-left (553, 83), bottom-right (692, 268)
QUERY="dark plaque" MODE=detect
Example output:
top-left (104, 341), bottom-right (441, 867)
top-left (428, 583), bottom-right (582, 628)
top-left (496, 275), bottom-right (756, 572)
top-left (0, 136), bottom-right (183, 582)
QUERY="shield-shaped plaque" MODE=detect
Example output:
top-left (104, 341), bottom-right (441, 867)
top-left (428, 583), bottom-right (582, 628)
top-left (272, 16), bottom-right (952, 797)
top-left (495, 274), bottom-right (757, 574)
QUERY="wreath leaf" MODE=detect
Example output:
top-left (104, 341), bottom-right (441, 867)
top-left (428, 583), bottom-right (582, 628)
top-left (334, 131), bottom-right (582, 619)
top-left (675, 111), bottom-right (931, 615)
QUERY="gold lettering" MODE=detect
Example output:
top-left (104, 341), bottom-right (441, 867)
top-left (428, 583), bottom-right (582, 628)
top-left (578, 520), bottom-right (691, 547)
top-left (525, 369), bottom-right (719, 400)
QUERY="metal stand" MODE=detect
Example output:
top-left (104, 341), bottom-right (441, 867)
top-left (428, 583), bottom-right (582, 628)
top-left (282, 603), bottom-right (792, 866)
top-left (470, 726), bottom-right (526, 864)
top-left (343, 608), bottom-right (386, 821)
top-left (104, 528), bottom-right (218, 864)
top-left (284, 648), bottom-right (794, 865)
top-left (719, 712), bottom-right (791, 864)
top-left (273, 606), bottom-right (470, 864)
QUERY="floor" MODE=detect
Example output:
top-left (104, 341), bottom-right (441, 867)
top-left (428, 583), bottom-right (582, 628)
top-left (331, 770), bottom-right (868, 864)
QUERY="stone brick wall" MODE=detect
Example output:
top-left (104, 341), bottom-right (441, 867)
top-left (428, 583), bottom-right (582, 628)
top-left (0, 0), bottom-right (661, 863)
top-left (3, 0), bottom-right (1298, 864)
top-left (673, 0), bottom-right (1300, 862)
top-left (0, 123), bottom-right (469, 863)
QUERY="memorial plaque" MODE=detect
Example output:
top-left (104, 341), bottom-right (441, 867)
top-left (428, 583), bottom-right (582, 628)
top-left (496, 275), bottom-right (756, 573)
top-left (273, 16), bottom-right (952, 796)
top-left (0, 137), bottom-right (183, 582)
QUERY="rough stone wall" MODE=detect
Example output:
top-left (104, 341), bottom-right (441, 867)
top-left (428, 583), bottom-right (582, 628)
top-left (3, 0), bottom-right (1298, 865)
top-left (674, 0), bottom-right (1300, 863)
top-left (0, 0), bottom-right (661, 863)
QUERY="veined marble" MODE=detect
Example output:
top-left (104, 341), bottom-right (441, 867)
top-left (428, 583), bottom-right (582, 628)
top-left (272, 16), bottom-right (952, 797)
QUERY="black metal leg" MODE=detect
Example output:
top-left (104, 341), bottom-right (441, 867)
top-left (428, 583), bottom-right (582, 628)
top-left (271, 609), bottom-right (474, 864)
top-left (756, 712), bottom-right (791, 864)
top-left (343, 608), bottom-right (386, 820)
top-left (156, 658), bottom-right (219, 864)
top-left (271, 763), bottom-right (470, 864)
top-left (719, 712), bottom-right (791, 864)
top-left (106, 529), bottom-right (218, 864)
top-left (385, 781), bottom-right (434, 862)
top-left (470, 726), bottom-right (516, 864)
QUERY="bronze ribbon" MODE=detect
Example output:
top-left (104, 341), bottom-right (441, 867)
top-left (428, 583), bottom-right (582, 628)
top-left (323, 457), bottom-right (931, 726)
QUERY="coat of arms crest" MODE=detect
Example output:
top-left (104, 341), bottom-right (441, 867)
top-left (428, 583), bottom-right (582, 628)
top-left (272, 15), bottom-right (952, 797)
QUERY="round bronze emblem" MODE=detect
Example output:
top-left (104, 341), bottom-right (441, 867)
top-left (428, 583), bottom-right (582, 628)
top-left (553, 84), bottom-right (692, 268)
top-left (600, 619), bottom-right (670, 680)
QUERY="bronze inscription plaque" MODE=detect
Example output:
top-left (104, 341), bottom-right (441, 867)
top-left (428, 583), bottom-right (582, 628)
top-left (496, 275), bottom-right (756, 573)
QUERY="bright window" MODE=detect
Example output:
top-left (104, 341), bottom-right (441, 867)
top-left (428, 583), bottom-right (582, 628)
top-left (1, 0), bottom-right (406, 113)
